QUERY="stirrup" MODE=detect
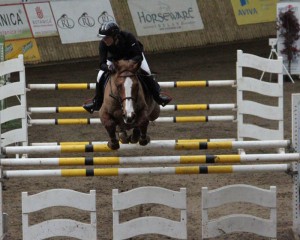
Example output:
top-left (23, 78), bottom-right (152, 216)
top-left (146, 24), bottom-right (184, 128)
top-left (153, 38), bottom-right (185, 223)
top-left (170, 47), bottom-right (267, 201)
top-left (82, 98), bottom-right (101, 114)
top-left (83, 102), bottom-right (95, 114)
top-left (159, 92), bottom-right (172, 107)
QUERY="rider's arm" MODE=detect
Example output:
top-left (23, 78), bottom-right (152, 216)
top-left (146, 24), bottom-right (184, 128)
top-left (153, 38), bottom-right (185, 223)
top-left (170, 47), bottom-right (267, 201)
top-left (125, 32), bottom-right (143, 63)
top-left (99, 41), bottom-right (109, 71)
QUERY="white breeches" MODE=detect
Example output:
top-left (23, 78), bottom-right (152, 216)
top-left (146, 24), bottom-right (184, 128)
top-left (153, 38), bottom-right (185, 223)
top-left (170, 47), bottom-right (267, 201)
top-left (96, 53), bottom-right (150, 83)
top-left (140, 53), bottom-right (151, 74)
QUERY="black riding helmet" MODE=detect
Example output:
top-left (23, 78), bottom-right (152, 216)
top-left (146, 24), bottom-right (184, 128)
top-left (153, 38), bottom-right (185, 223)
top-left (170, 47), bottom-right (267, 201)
top-left (98, 21), bottom-right (120, 38)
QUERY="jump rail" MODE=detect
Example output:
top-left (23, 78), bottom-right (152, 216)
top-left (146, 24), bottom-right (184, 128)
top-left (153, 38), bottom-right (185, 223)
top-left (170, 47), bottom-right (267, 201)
top-left (3, 164), bottom-right (291, 178)
top-left (1, 153), bottom-right (299, 166)
top-left (2, 140), bottom-right (291, 155)
top-left (27, 80), bottom-right (236, 90)
top-left (28, 116), bottom-right (235, 125)
top-left (30, 138), bottom-right (237, 146)
top-left (28, 103), bottom-right (237, 113)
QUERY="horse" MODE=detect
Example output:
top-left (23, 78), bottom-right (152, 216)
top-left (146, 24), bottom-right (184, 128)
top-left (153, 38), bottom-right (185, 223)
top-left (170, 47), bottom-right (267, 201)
top-left (99, 60), bottom-right (160, 150)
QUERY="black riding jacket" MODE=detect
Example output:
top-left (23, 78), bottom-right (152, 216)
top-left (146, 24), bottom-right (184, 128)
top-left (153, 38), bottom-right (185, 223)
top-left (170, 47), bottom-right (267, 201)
top-left (99, 31), bottom-right (143, 72)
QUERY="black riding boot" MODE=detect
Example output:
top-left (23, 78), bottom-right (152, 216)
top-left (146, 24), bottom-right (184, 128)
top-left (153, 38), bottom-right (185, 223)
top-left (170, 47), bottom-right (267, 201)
top-left (140, 74), bottom-right (171, 107)
top-left (83, 81), bottom-right (104, 114)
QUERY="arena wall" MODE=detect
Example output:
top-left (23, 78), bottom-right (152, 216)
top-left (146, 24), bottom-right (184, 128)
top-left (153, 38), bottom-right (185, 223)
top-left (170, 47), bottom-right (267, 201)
top-left (34, 0), bottom-right (276, 64)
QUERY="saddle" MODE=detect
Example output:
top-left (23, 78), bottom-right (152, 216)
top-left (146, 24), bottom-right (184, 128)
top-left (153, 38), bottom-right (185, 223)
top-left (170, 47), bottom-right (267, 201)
top-left (137, 69), bottom-right (152, 97)
top-left (102, 71), bottom-right (111, 90)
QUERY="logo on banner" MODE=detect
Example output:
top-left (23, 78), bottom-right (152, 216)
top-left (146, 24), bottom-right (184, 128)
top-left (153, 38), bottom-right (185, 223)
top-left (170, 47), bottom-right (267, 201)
top-left (5, 44), bottom-right (13, 55)
top-left (78, 13), bottom-right (95, 27)
top-left (240, 0), bottom-right (249, 6)
top-left (57, 14), bottom-right (75, 29)
top-left (35, 6), bottom-right (43, 19)
top-left (98, 11), bottom-right (114, 24)
top-left (0, 11), bottom-right (24, 27)
top-left (22, 41), bottom-right (33, 53)
top-left (136, 3), bottom-right (195, 25)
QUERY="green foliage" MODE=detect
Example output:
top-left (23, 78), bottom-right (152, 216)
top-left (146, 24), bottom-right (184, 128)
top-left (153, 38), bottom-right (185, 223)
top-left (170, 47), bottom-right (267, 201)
top-left (278, 7), bottom-right (300, 73)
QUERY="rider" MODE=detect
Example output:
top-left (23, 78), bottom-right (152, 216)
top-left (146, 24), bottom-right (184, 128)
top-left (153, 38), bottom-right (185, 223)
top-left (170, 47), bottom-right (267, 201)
top-left (83, 21), bottom-right (172, 114)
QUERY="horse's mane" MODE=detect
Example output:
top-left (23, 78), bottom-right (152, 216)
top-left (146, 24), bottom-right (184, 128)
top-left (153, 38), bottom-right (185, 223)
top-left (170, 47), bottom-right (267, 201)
top-left (114, 60), bottom-right (140, 74)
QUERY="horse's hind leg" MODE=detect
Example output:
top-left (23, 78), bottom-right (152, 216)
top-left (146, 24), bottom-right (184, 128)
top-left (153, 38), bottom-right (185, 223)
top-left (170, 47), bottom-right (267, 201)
top-left (118, 129), bottom-right (130, 144)
top-left (138, 120), bottom-right (150, 146)
top-left (139, 134), bottom-right (150, 146)
top-left (129, 128), bottom-right (140, 144)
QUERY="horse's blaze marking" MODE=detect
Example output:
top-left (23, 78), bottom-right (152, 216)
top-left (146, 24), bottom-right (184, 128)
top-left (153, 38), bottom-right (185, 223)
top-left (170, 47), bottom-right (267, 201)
top-left (124, 77), bottom-right (134, 117)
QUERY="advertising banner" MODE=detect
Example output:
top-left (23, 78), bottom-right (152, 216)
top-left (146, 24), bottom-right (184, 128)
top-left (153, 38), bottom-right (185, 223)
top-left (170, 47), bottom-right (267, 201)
top-left (50, 0), bottom-right (115, 44)
top-left (231, 0), bottom-right (278, 25)
top-left (5, 38), bottom-right (40, 62)
top-left (277, 2), bottom-right (300, 75)
top-left (127, 0), bottom-right (203, 36)
top-left (0, 4), bottom-right (32, 40)
top-left (2, 1), bottom-right (23, 3)
top-left (24, 2), bottom-right (58, 37)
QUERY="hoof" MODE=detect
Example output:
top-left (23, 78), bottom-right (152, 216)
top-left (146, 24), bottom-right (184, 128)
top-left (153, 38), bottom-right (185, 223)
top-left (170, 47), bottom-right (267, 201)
top-left (129, 134), bottom-right (139, 144)
top-left (119, 132), bottom-right (129, 144)
top-left (130, 128), bottom-right (140, 143)
top-left (108, 140), bottom-right (120, 150)
top-left (139, 135), bottom-right (150, 146)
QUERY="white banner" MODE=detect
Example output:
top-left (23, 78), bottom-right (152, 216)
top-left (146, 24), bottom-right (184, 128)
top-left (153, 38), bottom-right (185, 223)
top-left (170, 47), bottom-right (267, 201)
top-left (127, 0), bottom-right (204, 36)
top-left (277, 2), bottom-right (300, 75)
top-left (1, 1), bottom-right (49, 3)
top-left (0, 4), bottom-right (32, 40)
top-left (1, 1), bottom-right (23, 3)
top-left (50, 0), bottom-right (115, 44)
top-left (24, 2), bottom-right (58, 37)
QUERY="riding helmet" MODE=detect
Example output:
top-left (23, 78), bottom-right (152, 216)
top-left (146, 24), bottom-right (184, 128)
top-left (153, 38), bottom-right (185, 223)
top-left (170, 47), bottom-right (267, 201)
top-left (98, 21), bottom-right (120, 38)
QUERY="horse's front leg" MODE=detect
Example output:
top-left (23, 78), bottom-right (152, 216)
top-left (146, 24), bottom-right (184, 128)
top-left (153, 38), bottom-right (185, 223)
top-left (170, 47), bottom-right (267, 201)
top-left (100, 114), bottom-right (120, 150)
top-left (138, 117), bottom-right (150, 146)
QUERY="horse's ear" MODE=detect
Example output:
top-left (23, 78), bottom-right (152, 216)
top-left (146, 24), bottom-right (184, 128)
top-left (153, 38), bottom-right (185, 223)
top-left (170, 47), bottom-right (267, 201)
top-left (129, 61), bottom-right (141, 71)
top-left (136, 61), bottom-right (142, 69)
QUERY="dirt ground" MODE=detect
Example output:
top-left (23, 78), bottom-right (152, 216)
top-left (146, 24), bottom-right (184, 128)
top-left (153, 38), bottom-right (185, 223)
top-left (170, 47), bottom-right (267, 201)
top-left (3, 38), bottom-right (300, 239)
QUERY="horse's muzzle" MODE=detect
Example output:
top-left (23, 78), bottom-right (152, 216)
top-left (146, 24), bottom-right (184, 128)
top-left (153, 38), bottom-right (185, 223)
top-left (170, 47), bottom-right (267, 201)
top-left (123, 112), bottom-right (136, 124)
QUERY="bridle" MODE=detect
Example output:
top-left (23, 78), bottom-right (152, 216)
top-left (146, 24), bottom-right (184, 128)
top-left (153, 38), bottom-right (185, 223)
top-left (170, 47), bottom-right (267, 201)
top-left (109, 70), bottom-right (139, 109)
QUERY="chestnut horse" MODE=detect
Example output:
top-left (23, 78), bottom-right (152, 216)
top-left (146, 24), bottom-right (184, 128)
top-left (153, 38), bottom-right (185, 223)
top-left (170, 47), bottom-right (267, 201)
top-left (99, 60), bottom-right (160, 150)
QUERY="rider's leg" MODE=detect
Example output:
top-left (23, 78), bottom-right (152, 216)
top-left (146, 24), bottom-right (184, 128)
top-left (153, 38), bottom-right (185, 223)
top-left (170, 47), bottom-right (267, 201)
top-left (83, 70), bottom-right (105, 113)
top-left (140, 53), bottom-right (171, 107)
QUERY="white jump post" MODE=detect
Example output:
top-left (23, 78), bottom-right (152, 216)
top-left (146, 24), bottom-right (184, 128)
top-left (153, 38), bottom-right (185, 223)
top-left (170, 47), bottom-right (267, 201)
top-left (292, 93), bottom-right (300, 236)
top-left (237, 49), bottom-right (284, 142)
top-left (0, 54), bottom-right (27, 239)
top-left (0, 54), bottom-right (28, 152)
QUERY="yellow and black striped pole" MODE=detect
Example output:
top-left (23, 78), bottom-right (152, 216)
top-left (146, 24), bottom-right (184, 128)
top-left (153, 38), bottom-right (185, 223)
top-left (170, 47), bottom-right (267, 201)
top-left (3, 164), bottom-right (290, 178)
